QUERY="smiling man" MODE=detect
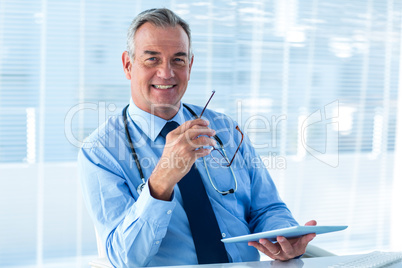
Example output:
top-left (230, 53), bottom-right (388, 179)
top-left (79, 8), bottom-right (316, 267)
top-left (122, 22), bottom-right (192, 120)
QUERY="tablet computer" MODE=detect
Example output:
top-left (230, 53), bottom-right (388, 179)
top-left (221, 225), bottom-right (348, 243)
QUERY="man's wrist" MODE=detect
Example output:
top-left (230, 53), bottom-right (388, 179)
top-left (148, 172), bottom-right (175, 201)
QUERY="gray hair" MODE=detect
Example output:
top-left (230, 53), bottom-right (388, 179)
top-left (126, 8), bottom-right (192, 60)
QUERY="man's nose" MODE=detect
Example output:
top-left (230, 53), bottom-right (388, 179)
top-left (157, 62), bottom-right (174, 79)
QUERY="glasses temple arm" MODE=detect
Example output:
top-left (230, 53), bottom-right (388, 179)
top-left (200, 90), bottom-right (215, 117)
top-left (227, 127), bottom-right (244, 167)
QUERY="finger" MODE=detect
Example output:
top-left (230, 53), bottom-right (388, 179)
top-left (192, 147), bottom-right (213, 160)
top-left (178, 118), bottom-right (209, 134)
top-left (305, 220), bottom-right (317, 226)
top-left (298, 233), bottom-right (316, 249)
top-left (248, 241), bottom-right (276, 259)
top-left (258, 238), bottom-right (282, 256)
top-left (249, 240), bottom-right (287, 261)
top-left (286, 233), bottom-right (315, 258)
top-left (188, 136), bottom-right (217, 149)
top-left (186, 126), bottom-right (216, 140)
top-left (277, 236), bottom-right (294, 257)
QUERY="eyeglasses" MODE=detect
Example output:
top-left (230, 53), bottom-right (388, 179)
top-left (199, 91), bottom-right (244, 167)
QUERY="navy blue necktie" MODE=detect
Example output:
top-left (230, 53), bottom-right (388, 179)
top-left (160, 121), bottom-right (229, 264)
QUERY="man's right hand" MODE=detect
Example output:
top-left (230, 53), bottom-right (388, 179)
top-left (148, 118), bottom-right (216, 201)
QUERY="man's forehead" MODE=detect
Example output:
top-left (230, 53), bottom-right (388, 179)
top-left (134, 23), bottom-right (190, 52)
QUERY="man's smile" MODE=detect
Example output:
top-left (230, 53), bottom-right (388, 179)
top-left (152, 84), bottom-right (176, 89)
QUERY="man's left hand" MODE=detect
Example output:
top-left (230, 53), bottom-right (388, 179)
top-left (248, 220), bottom-right (317, 261)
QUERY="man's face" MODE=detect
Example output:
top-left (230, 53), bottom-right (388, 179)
top-left (123, 22), bottom-right (193, 117)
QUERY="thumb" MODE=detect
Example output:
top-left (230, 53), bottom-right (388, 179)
top-left (305, 220), bottom-right (317, 226)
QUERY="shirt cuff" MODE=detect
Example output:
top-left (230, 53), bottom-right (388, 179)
top-left (124, 181), bottom-right (177, 228)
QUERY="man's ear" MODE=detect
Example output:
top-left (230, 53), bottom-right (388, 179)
top-left (122, 51), bottom-right (132, 80)
top-left (188, 55), bottom-right (194, 80)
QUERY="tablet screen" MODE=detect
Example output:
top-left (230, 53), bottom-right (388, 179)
top-left (221, 225), bottom-right (348, 243)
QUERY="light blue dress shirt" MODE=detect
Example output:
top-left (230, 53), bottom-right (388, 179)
top-left (78, 99), bottom-right (298, 267)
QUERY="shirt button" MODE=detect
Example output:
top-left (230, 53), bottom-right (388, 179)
top-left (155, 241), bottom-right (160, 245)
top-left (222, 233), bottom-right (226, 238)
top-left (167, 210), bottom-right (172, 215)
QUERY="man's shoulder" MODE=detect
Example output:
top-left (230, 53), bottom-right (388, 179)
top-left (81, 110), bottom-right (125, 150)
top-left (182, 103), bottom-right (202, 116)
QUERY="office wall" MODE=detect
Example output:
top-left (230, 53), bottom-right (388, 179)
top-left (0, 163), bottom-right (96, 266)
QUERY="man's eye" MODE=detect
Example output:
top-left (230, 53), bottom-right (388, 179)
top-left (174, 58), bottom-right (185, 63)
top-left (148, 57), bottom-right (157, 61)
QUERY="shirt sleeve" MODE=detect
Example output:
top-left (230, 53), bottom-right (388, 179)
top-left (78, 146), bottom-right (176, 267)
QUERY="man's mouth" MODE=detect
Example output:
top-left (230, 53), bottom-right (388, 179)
top-left (152, 85), bottom-right (175, 89)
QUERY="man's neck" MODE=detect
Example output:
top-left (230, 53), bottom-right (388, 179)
top-left (151, 106), bottom-right (179, 120)
top-left (132, 99), bottom-right (181, 121)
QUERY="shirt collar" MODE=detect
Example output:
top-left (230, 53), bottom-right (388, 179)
top-left (128, 98), bottom-right (186, 142)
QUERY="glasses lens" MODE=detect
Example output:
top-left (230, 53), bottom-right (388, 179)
top-left (210, 148), bottom-right (230, 166)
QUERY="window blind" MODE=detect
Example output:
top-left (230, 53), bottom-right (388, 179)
top-left (0, 0), bottom-right (401, 265)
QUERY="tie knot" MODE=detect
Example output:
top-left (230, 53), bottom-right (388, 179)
top-left (160, 121), bottom-right (180, 138)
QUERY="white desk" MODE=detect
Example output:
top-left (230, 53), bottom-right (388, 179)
top-left (151, 255), bottom-right (402, 268)
top-left (89, 254), bottom-right (402, 268)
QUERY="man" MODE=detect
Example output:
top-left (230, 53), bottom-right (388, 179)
top-left (79, 8), bottom-right (316, 267)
